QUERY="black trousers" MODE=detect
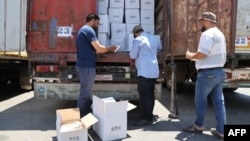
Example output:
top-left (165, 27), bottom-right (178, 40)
top-left (137, 76), bottom-right (157, 121)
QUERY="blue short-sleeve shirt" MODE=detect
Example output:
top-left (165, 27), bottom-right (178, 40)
top-left (75, 25), bottom-right (98, 68)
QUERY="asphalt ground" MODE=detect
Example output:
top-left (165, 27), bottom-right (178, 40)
top-left (0, 84), bottom-right (250, 141)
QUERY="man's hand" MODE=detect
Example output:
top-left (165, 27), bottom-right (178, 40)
top-left (186, 49), bottom-right (207, 60)
top-left (108, 45), bottom-right (118, 53)
top-left (185, 49), bottom-right (192, 59)
top-left (129, 59), bottom-right (135, 68)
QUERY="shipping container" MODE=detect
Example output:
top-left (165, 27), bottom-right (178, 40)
top-left (163, 0), bottom-right (250, 90)
top-left (0, 0), bottom-right (30, 89)
top-left (28, 0), bottom-right (164, 100)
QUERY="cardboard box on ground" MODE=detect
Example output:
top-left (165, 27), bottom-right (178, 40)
top-left (93, 95), bottom-right (137, 141)
top-left (56, 108), bottom-right (98, 141)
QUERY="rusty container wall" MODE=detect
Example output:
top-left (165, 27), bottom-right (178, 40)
top-left (28, 0), bottom-right (96, 53)
top-left (154, 0), bottom-right (166, 64)
top-left (166, 0), bottom-right (235, 57)
top-left (0, 0), bottom-right (27, 53)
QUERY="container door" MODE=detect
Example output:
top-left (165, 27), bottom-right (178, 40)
top-left (167, 0), bottom-right (234, 56)
top-left (0, 0), bottom-right (27, 52)
top-left (235, 0), bottom-right (250, 53)
top-left (29, 0), bottom-right (96, 53)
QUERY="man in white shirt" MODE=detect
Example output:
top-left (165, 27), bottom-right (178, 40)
top-left (183, 12), bottom-right (226, 139)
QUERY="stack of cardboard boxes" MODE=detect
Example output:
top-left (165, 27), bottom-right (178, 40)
top-left (56, 96), bottom-right (136, 141)
top-left (97, 0), bottom-right (155, 52)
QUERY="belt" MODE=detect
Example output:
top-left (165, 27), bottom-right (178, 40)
top-left (198, 67), bottom-right (222, 72)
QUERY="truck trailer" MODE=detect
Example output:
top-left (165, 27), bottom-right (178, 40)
top-left (0, 0), bottom-right (31, 90)
top-left (8, 0), bottom-right (249, 100)
top-left (28, 0), bottom-right (165, 100)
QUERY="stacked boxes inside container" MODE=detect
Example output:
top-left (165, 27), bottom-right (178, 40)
top-left (97, 0), bottom-right (155, 52)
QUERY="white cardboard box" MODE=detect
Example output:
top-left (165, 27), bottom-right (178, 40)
top-left (56, 108), bottom-right (98, 141)
top-left (98, 33), bottom-right (110, 46)
top-left (110, 0), bottom-right (124, 8)
top-left (126, 33), bottom-right (134, 51)
top-left (98, 0), bottom-right (109, 7)
top-left (142, 24), bottom-right (155, 34)
top-left (141, 0), bottom-right (155, 10)
top-left (125, 0), bottom-right (140, 8)
top-left (109, 8), bottom-right (124, 23)
top-left (111, 23), bottom-right (127, 39)
top-left (140, 9), bottom-right (154, 24)
top-left (93, 96), bottom-right (136, 141)
top-left (98, 6), bottom-right (108, 15)
top-left (98, 15), bottom-right (110, 33)
top-left (98, 0), bottom-right (109, 14)
top-left (125, 9), bottom-right (140, 24)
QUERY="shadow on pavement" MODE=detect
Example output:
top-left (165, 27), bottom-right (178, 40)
top-left (1, 85), bottom-right (250, 141)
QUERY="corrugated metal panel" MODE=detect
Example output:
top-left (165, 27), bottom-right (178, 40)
top-left (0, 0), bottom-right (4, 50)
top-left (0, 0), bottom-right (27, 52)
top-left (29, 0), bottom-right (96, 53)
top-left (165, 0), bottom-right (234, 57)
top-left (235, 0), bottom-right (250, 52)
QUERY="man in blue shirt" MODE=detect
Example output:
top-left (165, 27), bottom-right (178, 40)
top-left (75, 13), bottom-right (117, 117)
top-left (130, 25), bottom-right (162, 126)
